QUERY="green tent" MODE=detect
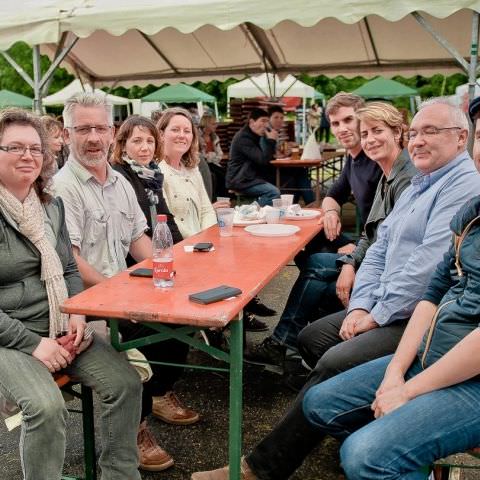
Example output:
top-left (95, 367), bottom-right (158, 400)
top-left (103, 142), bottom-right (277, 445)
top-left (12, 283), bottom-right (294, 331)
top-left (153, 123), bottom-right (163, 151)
top-left (141, 83), bottom-right (215, 103)
top-left (352, 77), bottom-right (418, 99)
top-left (0, 89), bottom-right (33, 108)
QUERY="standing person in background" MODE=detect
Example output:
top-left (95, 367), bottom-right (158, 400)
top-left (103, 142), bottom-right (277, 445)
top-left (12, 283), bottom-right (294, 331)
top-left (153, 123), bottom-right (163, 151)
top-left (157, 107), bottom-right (217, 239)
top-left (199, 113), bottom-right (228, 198)
top-left (111, 115), bottom-right (199, 470)
top-left (53, 92), bottom-right (172, 472)
top-left (319, 105), bottom-right (330, 143)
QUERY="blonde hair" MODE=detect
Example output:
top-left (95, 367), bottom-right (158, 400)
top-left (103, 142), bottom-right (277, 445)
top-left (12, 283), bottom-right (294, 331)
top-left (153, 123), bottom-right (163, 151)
top-left (156, 107), bottom-right (199, 169)
top-left (356, 102), bottom-right (405, 148)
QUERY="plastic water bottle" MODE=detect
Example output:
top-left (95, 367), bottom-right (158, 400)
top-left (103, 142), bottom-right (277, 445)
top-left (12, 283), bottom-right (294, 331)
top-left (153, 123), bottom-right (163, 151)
top-left (152, 214), bottom-right (174, 288)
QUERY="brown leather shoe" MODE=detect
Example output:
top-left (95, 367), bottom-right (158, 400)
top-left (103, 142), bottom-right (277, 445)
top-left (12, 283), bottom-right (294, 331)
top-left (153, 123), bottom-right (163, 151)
top-left (152, 391), bottom-right (200, 425)
top-left (191, 458), bottom-right (257, 479)
top-left (137, 420), bottom-right (174, 471)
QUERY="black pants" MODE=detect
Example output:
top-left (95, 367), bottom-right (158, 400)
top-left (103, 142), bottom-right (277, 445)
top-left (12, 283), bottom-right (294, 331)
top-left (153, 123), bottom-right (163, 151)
top-left (119, 322), bottom-right (190, 421)
top-left (246, 310), bottom-right (408, 479)
top-left (208, 163), bottom-right (229, 198)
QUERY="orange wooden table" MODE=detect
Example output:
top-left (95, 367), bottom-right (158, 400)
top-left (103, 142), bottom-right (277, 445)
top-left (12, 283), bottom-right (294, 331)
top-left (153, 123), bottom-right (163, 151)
top-left (270, 158), bottom-right (323, 204)
top-left (61, 216), bottom-right (323, 480)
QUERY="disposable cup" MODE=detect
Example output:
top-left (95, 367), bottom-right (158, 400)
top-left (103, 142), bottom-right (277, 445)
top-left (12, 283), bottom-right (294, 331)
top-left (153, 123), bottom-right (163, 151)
top-left (216, 208), bottom-right (235, 237)
top-left (281, 194), bottom-right (294, 207)
top-left (265, 208), bottom-right (281, 224)
top-left (272, 199), bottom-right (286, 218)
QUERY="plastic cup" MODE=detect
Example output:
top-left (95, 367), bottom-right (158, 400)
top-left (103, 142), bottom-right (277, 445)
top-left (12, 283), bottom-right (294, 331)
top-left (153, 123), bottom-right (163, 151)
top-left (272, 199), bottom-right (286, 218)
top-left (265, 208), bottom-right (281, 224)
top-left (216, 208), bottom-right (235, 237)
top-left (281, 194), bottom-right (294, 207)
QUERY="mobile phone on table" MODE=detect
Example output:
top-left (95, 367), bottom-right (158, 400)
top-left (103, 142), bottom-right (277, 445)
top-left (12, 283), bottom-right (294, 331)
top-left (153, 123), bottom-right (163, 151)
top-left (129, 268), bottom-right (153, 277)
top-left (193, 242), bottom-right (213, 252)
top-left (189, 285), bottom-right (242, 304)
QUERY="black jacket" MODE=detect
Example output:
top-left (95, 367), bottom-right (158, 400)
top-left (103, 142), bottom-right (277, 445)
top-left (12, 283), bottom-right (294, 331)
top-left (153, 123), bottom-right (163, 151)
top-left (113, 163), bottom-right (183, 245)
top-left (226, 125), bottom-right (276, 191)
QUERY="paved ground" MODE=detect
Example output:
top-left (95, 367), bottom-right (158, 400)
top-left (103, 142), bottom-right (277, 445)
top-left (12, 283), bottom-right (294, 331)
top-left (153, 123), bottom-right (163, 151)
top-left (1, 263), bottom-right (479, 479)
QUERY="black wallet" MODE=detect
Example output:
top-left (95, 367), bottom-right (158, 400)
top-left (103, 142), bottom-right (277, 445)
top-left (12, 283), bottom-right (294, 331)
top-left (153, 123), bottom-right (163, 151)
top-left (129, 268), bottom-right (153, 277)
top-left (189, 285), bottom-right (242, 304)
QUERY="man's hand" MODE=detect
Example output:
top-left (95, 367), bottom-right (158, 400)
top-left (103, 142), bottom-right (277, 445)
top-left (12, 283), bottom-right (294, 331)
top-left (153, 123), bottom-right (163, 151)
top-left (372, 383), bottom-right (410, 418)
top-left (68, 314), bottom-right (87, 348)
top-left (324, 210), bottom-right (341, 241)
top-left (32, 338), bottom-right (72, 372)
top-left (353, 313), bottom-right (378, 336)
top-left (337, 243), bottom-right (356, 255)
top-left (339, 309), bottom-right (368, 341)
top-left (336, 264), bottom-right (356, 307)
top-left (265, 129), bottom-right (279, 141)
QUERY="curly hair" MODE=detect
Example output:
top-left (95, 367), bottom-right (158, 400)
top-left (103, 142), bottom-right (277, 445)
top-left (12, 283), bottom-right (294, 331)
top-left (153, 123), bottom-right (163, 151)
top-left (156, 107), bottom-right (199, 169)
top-left (111, 115), bottom-right (161, 164)
top-left (0, 108), bottom-right (55, 203)
top-left (356, 102), bottom-right (406, 148)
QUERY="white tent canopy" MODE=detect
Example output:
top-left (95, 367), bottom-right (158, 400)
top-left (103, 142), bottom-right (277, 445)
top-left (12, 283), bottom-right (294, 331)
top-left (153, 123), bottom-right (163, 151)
top-left (1, 1), bottom-right (480, 112)
top-left (43, 79), bottom-right (130, 106)
top-left (227, 74), bottom-right (316, 100)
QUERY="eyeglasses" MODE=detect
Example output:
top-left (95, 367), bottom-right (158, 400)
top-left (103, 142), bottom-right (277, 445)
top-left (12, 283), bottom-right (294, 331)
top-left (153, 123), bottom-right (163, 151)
top-left (407, 126), bottom-right (462, 141)
top-left (0, 145), bottom-right (44, 157)
top-left (67, 125), bottom-right (112, 135)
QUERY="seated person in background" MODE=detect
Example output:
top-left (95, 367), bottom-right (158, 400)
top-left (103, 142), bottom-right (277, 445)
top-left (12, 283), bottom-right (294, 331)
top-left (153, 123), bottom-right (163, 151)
top-left (295, 92), bottom-right (382, 268)
top-left (0, 108), bottom-right (142, 480)
top-left (156, 107), bottom-right (217, 239)
top-left (111, 114), bottom-right (200, 466)
top-left (191, 97), bottom-right (480, 480)
top-left (246, 102), bottom-right (416, 369)
top-left (40, 115), bottom-right (68, 169)
top-left (262, 106), bottom-right (315, 204)
top-left (226, 108), bottom-right (281, 206)
top-left (301, 97), bottom-right (480, 479)
top-left (53, 92), bottom-right (172, 472)
top-left (199, 113), bottom-right (228, 198)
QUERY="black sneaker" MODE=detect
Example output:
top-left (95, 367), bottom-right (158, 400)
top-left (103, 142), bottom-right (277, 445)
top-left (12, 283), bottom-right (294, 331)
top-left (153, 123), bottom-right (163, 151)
top-left (245, 297), bottom-right (277, 317)
top-left (244, 313), bottom-right (269, 332)
top-left (244, 336), bottom-right (286, 369)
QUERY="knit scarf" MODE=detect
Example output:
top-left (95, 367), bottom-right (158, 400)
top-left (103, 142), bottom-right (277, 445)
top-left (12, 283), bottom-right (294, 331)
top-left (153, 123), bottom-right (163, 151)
top-left (0, 184), bottom-right (69, 338)
top-left (122, 154), bottom-right (164, 206)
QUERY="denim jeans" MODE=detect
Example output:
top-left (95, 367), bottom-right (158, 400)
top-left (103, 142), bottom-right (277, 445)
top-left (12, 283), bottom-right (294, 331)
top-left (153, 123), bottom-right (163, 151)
top-left (279, 168), bottom-right (315, 204)
top-left (272, 253), bottom-right (343, 350)
top-left (240, 182), bottom-right (281, 206)
top-left (303, 355), bottom-right (480, 480)
top-left (0, 337), bottom-right (142, 480)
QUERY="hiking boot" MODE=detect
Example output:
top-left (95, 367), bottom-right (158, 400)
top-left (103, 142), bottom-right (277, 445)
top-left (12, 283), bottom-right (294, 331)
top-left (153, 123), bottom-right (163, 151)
top-left (152, 391), bottom-right (200, 425)
top-left (244, 312), bottom-right (269, 332)
top-left (137, 420), bottom-right (174, 471)
top-left (191, 457), bottom-right (257, 480)
top-left (245, 297), bottom-right (277, 317)
top-left (244, 336), bottom-right (286, 368)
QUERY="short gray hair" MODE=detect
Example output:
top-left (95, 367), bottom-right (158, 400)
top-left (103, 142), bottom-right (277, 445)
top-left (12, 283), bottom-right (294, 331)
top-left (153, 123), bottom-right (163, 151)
top-left (63, 91), bottom-right (113, 127)
top-left (418, 96), bottom-right (469, 131)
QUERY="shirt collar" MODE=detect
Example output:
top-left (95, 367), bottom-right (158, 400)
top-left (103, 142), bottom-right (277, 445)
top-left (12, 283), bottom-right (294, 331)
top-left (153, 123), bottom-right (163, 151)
top-left (68, 154), bottom-right (117, 185)
top-left (411, 150), bottom-right (469, 194)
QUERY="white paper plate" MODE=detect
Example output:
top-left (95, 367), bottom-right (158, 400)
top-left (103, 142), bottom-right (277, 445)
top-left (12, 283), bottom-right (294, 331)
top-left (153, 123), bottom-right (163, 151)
top-left (244, 224), bottom-right (300, 237)
top-left (233, 218), bottom-right (266, 226)
top-left (284, 209), bottom-right (321, 221)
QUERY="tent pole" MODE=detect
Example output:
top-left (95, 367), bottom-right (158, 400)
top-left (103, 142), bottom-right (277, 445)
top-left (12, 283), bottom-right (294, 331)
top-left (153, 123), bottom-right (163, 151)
top-left (0, 51), bottom-right (34, 89)
top-left (214, 101), bottom-right (219, 121)
top-left (302, 97), bottom-right (307, 145)
top-left (32, 45), bottom-right (43, 114)
top-left (468, 12), bottom-right (480, 104)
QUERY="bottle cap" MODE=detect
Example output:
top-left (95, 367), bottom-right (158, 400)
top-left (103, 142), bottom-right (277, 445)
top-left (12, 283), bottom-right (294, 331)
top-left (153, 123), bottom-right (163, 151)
top-left (156, 214), bottom-right (167, 222)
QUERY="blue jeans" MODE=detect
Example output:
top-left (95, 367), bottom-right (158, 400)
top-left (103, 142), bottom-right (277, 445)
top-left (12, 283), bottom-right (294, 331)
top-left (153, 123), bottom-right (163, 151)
top-left (0, 337), bottom-right (142, 480)
top-left (240, 182), bottom-right (281, 206)
top-left (272, 253), bottom-right (343, 350)
top-left (303, 355), bottom-right (480, 480)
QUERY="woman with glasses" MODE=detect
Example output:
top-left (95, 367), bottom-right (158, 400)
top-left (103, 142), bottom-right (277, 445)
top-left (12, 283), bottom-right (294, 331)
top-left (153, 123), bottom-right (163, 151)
top-left (0, 108), bottom-right (142, 480)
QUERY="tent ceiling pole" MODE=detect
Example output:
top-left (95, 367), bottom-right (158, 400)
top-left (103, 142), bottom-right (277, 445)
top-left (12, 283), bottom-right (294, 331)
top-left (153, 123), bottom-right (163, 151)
top-left (469, 12), bottom-right (479, 103)
top-left (137, 30), bottom-right (179, 75)
top-left (0, 50), bottom-right (34, 89)
top-left (40, 35), bottom-right (79, 94)
top-left (411, 11), bottom-right (469, 73)
top-left (32, 45), bottom-right (43, 114)
top-left (244, 22), bottom-right (280, 73)
top-left (239, 24), bottom-right (272, 75)
top-left (363, 18), bottom-right (380, 66)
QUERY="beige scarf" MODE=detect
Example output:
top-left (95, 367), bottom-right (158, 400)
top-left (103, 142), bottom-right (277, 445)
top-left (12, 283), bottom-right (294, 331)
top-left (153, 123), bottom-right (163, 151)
top-left (0, 184), bottom-right (69, 338)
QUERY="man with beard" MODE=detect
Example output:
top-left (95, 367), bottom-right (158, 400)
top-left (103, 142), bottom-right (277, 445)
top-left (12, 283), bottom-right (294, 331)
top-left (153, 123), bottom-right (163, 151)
top-left (53, 92), bottom-right (171, 472)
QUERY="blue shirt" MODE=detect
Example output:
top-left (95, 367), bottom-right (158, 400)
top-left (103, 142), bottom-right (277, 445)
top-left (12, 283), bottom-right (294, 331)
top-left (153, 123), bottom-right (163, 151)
top-left (348, 151), bottom-right (480, 326)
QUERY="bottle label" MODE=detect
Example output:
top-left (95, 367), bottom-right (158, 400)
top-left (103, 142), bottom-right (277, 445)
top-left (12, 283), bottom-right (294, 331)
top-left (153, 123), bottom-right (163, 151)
top-left (153, 259), bottom-right (174, 280)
